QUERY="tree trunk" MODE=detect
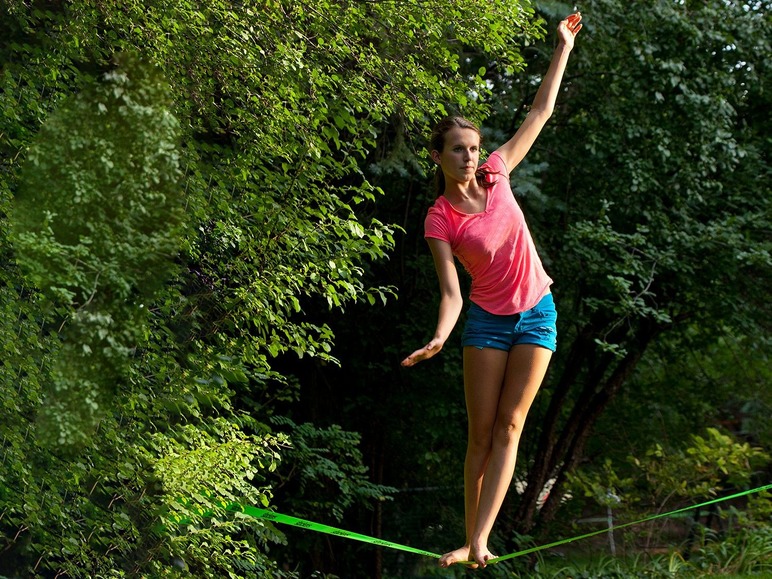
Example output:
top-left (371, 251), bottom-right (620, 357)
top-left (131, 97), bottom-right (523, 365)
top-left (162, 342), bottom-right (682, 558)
top-left (513, 320), bottom-right (598, 531)
top-left (514, 319), bottom-right (659, 533)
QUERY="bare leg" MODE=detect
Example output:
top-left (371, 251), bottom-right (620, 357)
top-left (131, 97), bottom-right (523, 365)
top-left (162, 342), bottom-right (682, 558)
top-left (439, 344), bottom-right (552, 568)
top-left (439, 347), bottom-right (509, 568)
top-left (470, 344), bottom-right (552, 566)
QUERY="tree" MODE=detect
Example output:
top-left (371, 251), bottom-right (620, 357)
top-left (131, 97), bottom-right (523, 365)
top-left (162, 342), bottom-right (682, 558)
top-left (0, 1), bottom-right (543, 576)
top-left (12, 55), bottom-right (185, 450)
top-left (501, 0), bottom-right (771, 533)
top-left (308, 0), bottom-right (769, 569)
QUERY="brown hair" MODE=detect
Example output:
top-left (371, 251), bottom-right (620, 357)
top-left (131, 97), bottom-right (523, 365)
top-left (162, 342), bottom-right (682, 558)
top-left (430, 116), bottom-right (499, 196)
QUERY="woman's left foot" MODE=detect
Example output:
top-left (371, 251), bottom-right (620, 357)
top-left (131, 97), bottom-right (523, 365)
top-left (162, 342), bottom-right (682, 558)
top-left (470, 544), bottom-right (496, 568)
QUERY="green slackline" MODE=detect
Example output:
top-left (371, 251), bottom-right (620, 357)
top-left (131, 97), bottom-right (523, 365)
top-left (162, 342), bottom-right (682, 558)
top-left (487, 482), bottom-right (771, 565)
top-left (230, 504), bottom-right (441, 559)
top-left (177, 483), bottom-right (771, 566)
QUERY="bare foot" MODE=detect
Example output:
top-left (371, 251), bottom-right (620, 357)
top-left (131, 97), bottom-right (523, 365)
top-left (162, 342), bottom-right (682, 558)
top-left (438, 545), bottom-right (478, 569)
top-left (470, 543), bottom-right (496, 568)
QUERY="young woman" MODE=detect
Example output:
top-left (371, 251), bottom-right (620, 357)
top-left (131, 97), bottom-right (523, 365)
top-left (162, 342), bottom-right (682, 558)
top-left (401, 13), bottom-right (582, 569)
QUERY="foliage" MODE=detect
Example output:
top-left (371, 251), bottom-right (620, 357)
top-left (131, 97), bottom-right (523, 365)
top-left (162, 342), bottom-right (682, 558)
top-left (689, 525), bottom-right (772, 576)
top-left (565, 427), bottom-right (770, 574)
top-left (270, 417), bottom-right (394, 522)
top-left (524, 525), bottom-right (772, 577)
top-left (267, 417), bottom-right (396, 574)
top-left (630, 428), bottom-right (770, 505)
top-left (587, 330), bottom-right (772, 482)
top-left (2, 53), bottom-right (288, 578)
top-left (490, 0), bottom-right (772, 533)
top-left (11, 54), bottom-right (185, 450)
top-left (567, 458), bottom-right (632, 509)
top-left (1, 0), bottom-right (769, 576)
top-left (0, 0), bottom-right (543, 576)
top-left (487, 527), bottom-right (772, 578)
top-left (569, 427), bottom-right (769, 516)
top-left (286, 0), bottom-right (771, 573)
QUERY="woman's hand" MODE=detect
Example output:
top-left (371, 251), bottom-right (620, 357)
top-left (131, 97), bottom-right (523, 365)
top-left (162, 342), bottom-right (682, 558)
top-left (558, 12), bottom-right (583, 50)
top-left (401, 338), bottom-right (444, 367)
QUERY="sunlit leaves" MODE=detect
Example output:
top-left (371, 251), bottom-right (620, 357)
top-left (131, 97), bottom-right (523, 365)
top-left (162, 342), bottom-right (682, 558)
top-left (1, 0), bottom-right (543, 575)
top-left (10, 55), bottom-right (184, 450)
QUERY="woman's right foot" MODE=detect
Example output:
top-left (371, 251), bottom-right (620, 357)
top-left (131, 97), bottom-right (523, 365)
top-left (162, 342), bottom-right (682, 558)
top-left (438, 545), bottom-right (478, 568)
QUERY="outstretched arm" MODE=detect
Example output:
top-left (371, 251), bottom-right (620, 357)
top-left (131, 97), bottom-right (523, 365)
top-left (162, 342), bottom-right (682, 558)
top-left (401, 238), bottom-right (463, 367)
top-left (496, 12), bottom-right (582, 172)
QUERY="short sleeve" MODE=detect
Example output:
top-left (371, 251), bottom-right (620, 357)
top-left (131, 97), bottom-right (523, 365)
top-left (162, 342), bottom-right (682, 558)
top-left (424, 203), bottom-right (450, 243)
top-left (482, 151), bottom-right (508, 177)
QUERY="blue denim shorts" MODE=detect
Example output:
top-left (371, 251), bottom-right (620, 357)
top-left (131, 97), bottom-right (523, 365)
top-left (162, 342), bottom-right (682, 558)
top-left (462, 293), bottom-right (557, 352)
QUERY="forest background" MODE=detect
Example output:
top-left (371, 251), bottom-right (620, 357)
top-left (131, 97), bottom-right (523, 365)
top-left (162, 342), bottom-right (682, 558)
top-left (0, 0), bottom-right (769, 577)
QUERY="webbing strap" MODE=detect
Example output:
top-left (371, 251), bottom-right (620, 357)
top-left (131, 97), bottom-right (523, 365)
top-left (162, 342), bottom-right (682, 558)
top-left (231, 503), bottom-right (440, 559)
top-left (488, 483), bottom-right (771, 564)
top-left (174, 483), bottom-right (771, 565)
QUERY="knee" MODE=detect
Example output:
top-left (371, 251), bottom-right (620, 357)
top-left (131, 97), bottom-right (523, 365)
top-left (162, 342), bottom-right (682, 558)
top-left (493, 412), bottom-right (526, 447)
top-left (468, 427), bottom-right (493, 452)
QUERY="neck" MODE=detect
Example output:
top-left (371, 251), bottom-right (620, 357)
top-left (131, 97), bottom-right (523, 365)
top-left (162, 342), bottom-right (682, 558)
top-left (445, 178), bottom-right (479, 199)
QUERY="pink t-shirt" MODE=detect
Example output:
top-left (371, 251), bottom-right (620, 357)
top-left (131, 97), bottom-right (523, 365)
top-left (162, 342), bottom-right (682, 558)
top-left (424, 151), bottom-right (552, 315)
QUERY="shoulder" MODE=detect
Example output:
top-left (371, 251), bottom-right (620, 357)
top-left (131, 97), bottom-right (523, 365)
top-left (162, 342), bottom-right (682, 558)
top-left (425, 198), bottom-right (452, 240)
top-left (481, 151), bottom-right (509, 175)
top-left (426, 196), bottom-right (450, 220)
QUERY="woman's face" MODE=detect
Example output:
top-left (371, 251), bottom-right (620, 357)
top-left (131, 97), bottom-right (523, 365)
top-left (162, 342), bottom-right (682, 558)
top-left (432, 127), bottom-right (480, 185)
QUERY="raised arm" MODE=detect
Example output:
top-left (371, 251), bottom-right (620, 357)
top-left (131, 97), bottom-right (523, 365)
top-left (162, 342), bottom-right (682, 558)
top-left (496, 12), bottom-right (582, 172)
top-left (401, 238), bottom-right (463, 367)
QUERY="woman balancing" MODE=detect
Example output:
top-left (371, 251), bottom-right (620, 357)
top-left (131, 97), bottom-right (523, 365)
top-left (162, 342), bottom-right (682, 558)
top-left (401, 13), bottom-right (583, 569)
